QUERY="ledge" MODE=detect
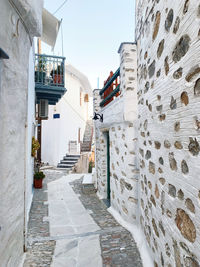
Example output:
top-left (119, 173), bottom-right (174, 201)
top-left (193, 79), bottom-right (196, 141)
top-left (0, 48), bottom-right (9, 59)
top-left (118, 42), bottom-right (137, 53)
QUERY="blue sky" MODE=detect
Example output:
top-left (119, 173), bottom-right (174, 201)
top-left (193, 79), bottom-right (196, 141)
top-left (43, 0), bottom-right (135, 88)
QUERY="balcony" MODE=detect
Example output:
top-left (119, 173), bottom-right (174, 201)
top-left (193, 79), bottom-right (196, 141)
top-left (99, 68), bottom-right (120, 107)
top-left (35, 54), bottom-right (66, 105)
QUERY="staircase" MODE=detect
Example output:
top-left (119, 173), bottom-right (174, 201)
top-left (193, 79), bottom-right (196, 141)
top-left (81, 120), bottom-right (93, 152)
top-left (57, 154), bottom-right (80, 169)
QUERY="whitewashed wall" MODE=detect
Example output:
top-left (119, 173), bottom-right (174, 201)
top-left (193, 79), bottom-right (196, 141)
top-left (25, 47), bottom-right (35, 239)
top-left (0, 0), bottom-right (42, 265)
top-left (136, 0), bottom-right (200, 266)
top-left (94, 43), bottom-right (139, 223)
top-left (42, 66), bottom-right (91, 166)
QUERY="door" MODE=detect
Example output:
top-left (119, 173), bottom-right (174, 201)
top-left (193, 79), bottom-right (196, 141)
top-left (106, 132), bottom-right (111, 200)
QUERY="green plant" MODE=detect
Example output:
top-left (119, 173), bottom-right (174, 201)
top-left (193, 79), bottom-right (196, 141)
top-left (32, 137), bottom-right (40, 157)
top-left (34, 171), bottom-right (45, 180)
top-left (88, 161), bottom-right (94, 173)
top-left (37, 56), bottom-right (47, 72)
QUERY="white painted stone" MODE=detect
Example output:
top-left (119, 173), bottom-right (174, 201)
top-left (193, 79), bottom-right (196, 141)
top-left (82, 174), bottom-right (93, 184)
top-left (0, 0), bottom-right (42, 265)
top-left (136, 0), bottom-right (200, 265)
top-left (10, 0), bottom-right (43, 37)
top-left (94, 43), bottom-right (139, 223)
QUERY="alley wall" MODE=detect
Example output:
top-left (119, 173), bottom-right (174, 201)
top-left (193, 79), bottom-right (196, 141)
top-left (0, 0), bottom-right (42, 265)
top-left (136, 0), bottom-right (200, 266)
top-left (94, 43), bottom-right (139, 224)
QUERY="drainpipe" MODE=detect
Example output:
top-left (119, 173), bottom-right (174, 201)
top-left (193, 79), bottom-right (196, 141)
top-left (24, 122), bottom-right (28, 252)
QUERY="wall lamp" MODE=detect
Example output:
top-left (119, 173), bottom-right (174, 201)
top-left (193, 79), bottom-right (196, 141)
top-left (93, 112), bottom-right (103, 122)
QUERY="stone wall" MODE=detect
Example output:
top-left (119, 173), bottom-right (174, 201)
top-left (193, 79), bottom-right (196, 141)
top-left (109, 122), bottom-right (139, 222)
top-left (136, 0), bottom-right (200, 265)
top-left (94, 43), bottom-right (139, 223)
top-left (0, 0), bottom-right (42, 265)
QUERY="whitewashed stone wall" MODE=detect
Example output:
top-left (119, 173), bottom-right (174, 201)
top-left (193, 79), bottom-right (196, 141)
top-left (109, 122), bottom-right (139, 222)
top-left (94, 43), bottom-right (139, 223)
top-left (0, 0), bottom-right (42, 265)
top-left (93, 89), bottom-right (107, 197)
top-left (136, 0), bottom-right (200, 266)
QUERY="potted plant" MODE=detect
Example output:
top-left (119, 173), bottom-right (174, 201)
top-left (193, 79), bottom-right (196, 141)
top-left (34, 171), bottom-right (45, 189)
top-left (35, 56), bottom-right (47, 83)
top-left (51, 64), bottom-right (64, 85)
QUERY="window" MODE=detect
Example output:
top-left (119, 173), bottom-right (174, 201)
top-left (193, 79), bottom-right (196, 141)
top-left (78, 128), bottom-right (81, 143)
top-left (80, 88), bottom-right (82, 106)
top-left (84, 94), bottom-right (89, 102)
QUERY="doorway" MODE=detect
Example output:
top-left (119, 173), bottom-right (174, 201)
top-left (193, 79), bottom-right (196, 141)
top-left (106, 131), bottom-right (111, 205)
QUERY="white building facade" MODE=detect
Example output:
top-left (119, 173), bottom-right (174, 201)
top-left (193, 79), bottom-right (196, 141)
top-left (42, 64), bottom-right (92, 166)
top-left (0, 0), bottom-right (42, 265)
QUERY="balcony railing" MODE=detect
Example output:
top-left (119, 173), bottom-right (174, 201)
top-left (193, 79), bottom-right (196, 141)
top-left (99, 68), bottom-right (120, 107)
top-left (35, 54), bottom-right (66, 105)
top-left (35, 54), bottom-right (65, 88)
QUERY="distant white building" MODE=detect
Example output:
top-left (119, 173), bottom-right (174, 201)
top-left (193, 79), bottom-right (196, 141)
top-left (42, 64), bottom-right (92, 166)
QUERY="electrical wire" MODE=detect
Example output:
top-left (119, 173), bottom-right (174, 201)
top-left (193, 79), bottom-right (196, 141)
top-left (60, 19), bottom-right (64, 57)
top-left (53, 0), bottom-right (69, 15)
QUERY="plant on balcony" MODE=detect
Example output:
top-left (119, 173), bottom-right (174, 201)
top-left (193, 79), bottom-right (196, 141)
top-left (35, 56), bottom-right (47, 83)
top-left (51, 64), bottom-right (64, 85)
top-left (34, 171), bottom-right (45, 189)
top-left (31, 137), bottom-right (40, 157)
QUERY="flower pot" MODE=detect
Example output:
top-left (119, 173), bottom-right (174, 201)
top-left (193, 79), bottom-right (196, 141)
top-left (53, 74), bottom-right (63, 85)
top-left (34, 178), bottom-right (43, 189)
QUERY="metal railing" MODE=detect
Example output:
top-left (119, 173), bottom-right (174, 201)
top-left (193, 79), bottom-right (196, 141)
top-left (35, 54), bottom-right (66, 88)
top-left (99, 68), bottom-right (120, 107)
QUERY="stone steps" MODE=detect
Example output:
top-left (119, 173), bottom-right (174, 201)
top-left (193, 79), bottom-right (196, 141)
top-left (81, 120), bottom-right (93, 153)
top-left (57, 154), bottom-right (80, 169)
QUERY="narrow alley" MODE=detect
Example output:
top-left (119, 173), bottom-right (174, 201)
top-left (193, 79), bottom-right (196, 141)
top-left (2, 0), bottom-right (200, 266)
top-left (24, 170), bottom-right (142, 267)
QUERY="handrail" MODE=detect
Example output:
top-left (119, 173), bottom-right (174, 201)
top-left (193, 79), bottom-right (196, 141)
top-left (100, 85), bottom-right (120, 107)
top-left (35, 53), bottom-right (66, 60)
top-left (99, 68), bottom-right (120, 96)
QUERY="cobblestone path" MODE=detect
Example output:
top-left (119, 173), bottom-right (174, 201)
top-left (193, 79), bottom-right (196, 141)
top-left (24, 169), bottom-right (67, 267)
top-left (24, 170), bottom-right (142, 267)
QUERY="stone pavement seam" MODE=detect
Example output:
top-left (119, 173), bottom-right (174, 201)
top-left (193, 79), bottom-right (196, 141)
top-left (27, 226), bottom-right (124, 244)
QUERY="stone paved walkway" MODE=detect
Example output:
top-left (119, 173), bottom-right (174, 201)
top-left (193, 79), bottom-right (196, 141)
top-left (24, 170), bottom-right (143, 267)
top-left (24, 169), bottom-right (67, 267)
top-left (71, 178), bottom-right (142, 267)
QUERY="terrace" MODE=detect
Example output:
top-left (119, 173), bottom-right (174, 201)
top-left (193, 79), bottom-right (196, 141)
top-left (99, 68), bottom-right (120, 107)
